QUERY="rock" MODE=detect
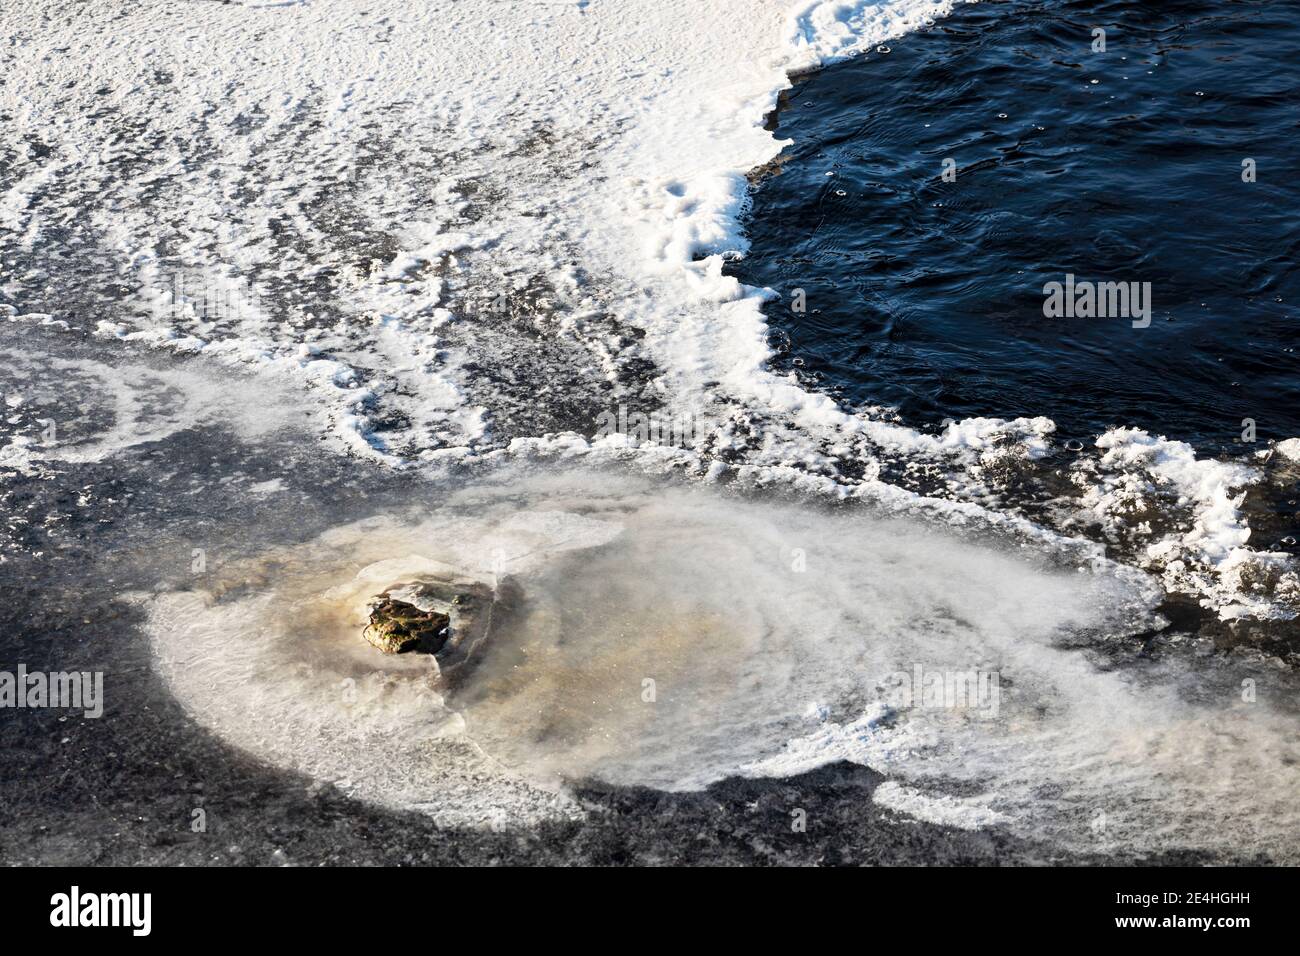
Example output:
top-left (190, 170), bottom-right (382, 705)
top-left (363, 597), bottom-right (450, 654)
top-left (360, 575), bottom-right (524, 681)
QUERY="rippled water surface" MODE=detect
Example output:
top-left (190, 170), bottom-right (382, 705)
top-left (734, 0), bottom-right (1300, 450)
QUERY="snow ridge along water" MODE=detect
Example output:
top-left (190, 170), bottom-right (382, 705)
top-left (6, 0), bottom-right (1288, 626)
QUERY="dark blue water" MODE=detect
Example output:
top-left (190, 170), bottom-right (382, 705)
top-left (734, 0), bottom-right (1300, 452)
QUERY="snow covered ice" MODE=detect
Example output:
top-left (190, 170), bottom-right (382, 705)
top-left (2, 0), bottom-right (1298, 864)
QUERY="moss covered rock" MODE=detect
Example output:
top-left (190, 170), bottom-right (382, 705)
top-left (363, 597), bottom-right (451, 654)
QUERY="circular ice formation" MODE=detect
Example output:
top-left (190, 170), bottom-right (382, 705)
top-left (0, 348), bottom-right (299, 473)
top-left (139, 468), bottom-right (1300, 858)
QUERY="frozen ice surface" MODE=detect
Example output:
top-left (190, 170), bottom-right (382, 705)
top-left (136, 467), bottom-right (1300, 857)
top-left (3, 0), bottom-right (1292, 616)
top-left (2, 0), bottom-right (1297, 858)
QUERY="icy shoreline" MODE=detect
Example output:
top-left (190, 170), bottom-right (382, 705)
top-left (5, 0), bottom-right (1292, 621)
top-left (1, 0), bottom-right (1298, 859)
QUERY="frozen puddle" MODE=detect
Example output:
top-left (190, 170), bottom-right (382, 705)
top-left (136, 466), bottom-right (1300, 856)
